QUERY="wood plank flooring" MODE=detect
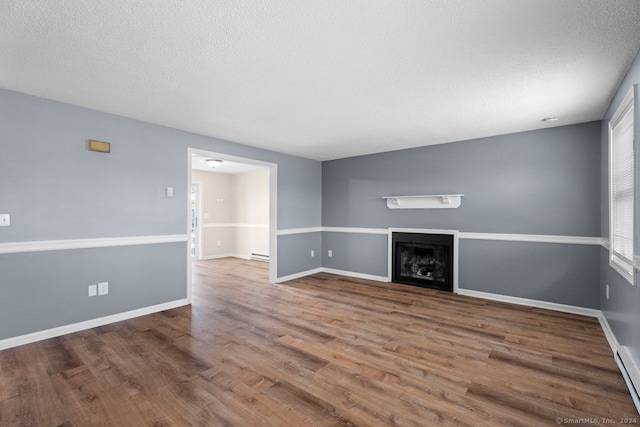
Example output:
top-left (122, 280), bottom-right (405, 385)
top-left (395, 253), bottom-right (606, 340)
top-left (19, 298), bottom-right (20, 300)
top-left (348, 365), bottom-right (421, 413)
top-left (0, 257), bottom-right (638, 426)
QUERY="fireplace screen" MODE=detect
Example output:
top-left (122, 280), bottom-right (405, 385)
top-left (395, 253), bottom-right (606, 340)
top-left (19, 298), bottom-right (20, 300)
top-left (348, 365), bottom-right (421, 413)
top-left (392, 232), bottom-right (453, 292)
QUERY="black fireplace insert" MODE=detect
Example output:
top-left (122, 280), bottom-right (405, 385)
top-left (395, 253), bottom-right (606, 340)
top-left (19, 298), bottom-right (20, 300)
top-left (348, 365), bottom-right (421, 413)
top-left (391, 232), bottom-right (453, 292)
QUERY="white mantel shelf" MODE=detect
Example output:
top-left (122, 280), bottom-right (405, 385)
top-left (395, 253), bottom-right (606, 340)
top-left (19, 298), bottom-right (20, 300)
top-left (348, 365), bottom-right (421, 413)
top-left (382, 194), bottom-right (464, 209)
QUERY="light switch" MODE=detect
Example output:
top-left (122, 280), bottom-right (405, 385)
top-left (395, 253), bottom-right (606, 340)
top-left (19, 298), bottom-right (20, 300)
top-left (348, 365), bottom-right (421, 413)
top-left (166, 187), bottom-right (174, 198)
top-left (0, 214), bottom-right (10, 226)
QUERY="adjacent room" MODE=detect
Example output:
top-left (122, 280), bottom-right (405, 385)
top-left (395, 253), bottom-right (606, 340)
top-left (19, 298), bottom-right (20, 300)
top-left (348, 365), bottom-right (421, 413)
top-left (1, 1), bottom-right (640, 425)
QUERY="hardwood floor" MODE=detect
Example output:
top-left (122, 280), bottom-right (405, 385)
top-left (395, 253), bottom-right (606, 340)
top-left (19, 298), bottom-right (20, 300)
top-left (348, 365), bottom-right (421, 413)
top-left (0, 258), bottom-right (637, 426)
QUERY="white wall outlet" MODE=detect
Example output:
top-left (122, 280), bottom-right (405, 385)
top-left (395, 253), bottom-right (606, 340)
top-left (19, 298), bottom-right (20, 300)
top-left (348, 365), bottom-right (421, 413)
top-left (328, 250), bottom-right (333, 257)
top-left (217, 240), bottom-right (222, 246)
top-left (0, 214), bottom-right (10, 226)
top-left (88, 285), bottom-right (97, 297)
top-left (311, 250), bottom-right (315, 257)
top-left (98, 281), bottom-right (109, 296)
top-left (606, 284), bottom-right (610, 300)
top-left (166, 187), bottom-right (174, 198)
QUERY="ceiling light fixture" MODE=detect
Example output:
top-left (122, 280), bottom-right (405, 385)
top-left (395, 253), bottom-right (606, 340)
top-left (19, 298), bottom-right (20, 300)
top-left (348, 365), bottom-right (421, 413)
top-left (205, 159), bottom-right (223, 168)
top-left (541, 116), bottom-right (559, 123)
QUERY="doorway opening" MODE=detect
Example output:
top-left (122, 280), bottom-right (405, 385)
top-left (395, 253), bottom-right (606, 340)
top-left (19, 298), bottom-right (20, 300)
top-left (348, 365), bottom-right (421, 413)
top-left (187, 148), bottom-right (277, 302)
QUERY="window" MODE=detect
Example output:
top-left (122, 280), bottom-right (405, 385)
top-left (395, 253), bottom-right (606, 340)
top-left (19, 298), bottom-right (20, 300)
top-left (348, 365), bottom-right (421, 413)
top-left (609, 86), bottom-right (636, 284)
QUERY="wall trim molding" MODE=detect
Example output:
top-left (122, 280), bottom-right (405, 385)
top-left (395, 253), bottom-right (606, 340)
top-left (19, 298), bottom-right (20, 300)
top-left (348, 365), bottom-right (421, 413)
top-left (456, 288), bottom-right (600, 318)
top-left (0, 298), bottom-right (190, 351)
top-left (277, 227), bottom-right (603, 246)
top-left (203, 223), bottom-right (269, 228)
top-left (0, 234), bottom-right (188, 255)
top-left (323, 227), bottom-right (389, 235)
top-left (458, 232), bottom-right (602, 245)
top-left (277, 227), bottom-right (322, 235)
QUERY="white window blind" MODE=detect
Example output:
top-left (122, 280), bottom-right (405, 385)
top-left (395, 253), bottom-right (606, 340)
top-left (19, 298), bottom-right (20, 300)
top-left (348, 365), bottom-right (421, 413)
top-left (609, 86), bottom-right (635, 283)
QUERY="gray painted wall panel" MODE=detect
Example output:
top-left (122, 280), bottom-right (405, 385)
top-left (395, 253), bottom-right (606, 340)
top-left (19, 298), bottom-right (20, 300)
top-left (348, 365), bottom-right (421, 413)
top-left (320, 122), bottom-right (602, 308)
top-left (0, 89), bottom-right (322, 341)
top-left (0, 243), bottom-right (187, 340)
top-left (323, 123), bottom-right (601, 236)
top-left (599, 49), bottom-right (640, 364)
top-left (319, 231), bottom-right (599, 308)
top-left (460, 240), bottom-right (600, 308)
top-left (600, 248), bottom-right (640, 351)
top-left (322, 232), bottom-right (388, 277)
top-left (0, 89), bottom-right (321, 243)
top-left (277, 232), bottom-right (321, 277)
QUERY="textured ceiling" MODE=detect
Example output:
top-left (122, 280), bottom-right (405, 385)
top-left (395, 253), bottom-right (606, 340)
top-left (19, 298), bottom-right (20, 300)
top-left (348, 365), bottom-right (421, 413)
top-left (1, 1), bottom-right (639, 161)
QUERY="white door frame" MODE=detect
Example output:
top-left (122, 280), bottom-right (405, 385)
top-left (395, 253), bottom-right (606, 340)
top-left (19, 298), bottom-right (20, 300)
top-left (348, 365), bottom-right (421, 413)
top-left (187, 148), bottom-right (278, 303)
top-left (190, 181), bottom-right (203, 260)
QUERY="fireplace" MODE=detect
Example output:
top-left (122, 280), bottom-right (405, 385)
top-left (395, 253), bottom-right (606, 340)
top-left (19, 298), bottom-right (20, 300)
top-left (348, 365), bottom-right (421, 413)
top-left (391, 232), bottom-right (454, 292)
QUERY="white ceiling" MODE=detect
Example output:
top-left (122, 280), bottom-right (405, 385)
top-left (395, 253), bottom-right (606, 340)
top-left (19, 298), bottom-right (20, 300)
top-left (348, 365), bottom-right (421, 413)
top-left (1, 1), bottom-right (639, 161)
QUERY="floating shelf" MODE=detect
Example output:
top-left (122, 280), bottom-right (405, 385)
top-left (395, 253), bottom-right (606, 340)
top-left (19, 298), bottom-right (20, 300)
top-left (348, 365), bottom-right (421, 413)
top-left (382, 194), bottom-right (464, 209)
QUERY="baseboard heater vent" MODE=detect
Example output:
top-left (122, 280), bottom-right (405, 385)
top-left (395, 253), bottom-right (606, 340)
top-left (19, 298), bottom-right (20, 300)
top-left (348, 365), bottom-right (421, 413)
top-left (616, 351), bottom-right (640, 414)
top-left (250, 253), bottom-right (270, 262)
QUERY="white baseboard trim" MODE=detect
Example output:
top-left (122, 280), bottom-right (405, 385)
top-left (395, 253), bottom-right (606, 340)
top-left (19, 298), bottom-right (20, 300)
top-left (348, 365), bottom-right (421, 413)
top-left (276, 268), bottom-right (323, 283)
top-left (617, 346), bottom-right (640, 414)
top-left (276, 267), bottom-right (389, 283)
top-left (200, 253), bottom-right (250, 260)
top-left (597, 312), bottom-right (619, 354)
top-left (456, 289), bottom-right (600, 318)
top-left (0, 234), bottom-right (188, 255)
top-left (0, 298), bottom-right (190, 351)
top-left (277, 267), bottom-right (600, 318)
top-left (321, 268), bottom-right (389, 283)
top-left (602, 311), bottom-right (640, 414)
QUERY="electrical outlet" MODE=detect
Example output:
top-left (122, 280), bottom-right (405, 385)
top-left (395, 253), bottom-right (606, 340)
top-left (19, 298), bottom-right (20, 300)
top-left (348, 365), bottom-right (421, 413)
top-left (328, 250), bottom-right (333, 257)
top-left (88, 285), bottom-right (97, 297)
top-left (166, 187), bottom-right (174, 197)
top-left (311, 250), bottom-right (315, 257)
top-left (0, 214), bottom-right (10, 226)
top-left (606, 284), bottom-right (610, 300)
top-left (98, 282), bottom-right (109, 296)
top-left (217, 240), bottom-right (222, 246)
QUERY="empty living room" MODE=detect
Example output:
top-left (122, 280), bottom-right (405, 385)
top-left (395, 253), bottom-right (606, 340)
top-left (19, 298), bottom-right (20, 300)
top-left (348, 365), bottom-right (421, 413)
top-left (1, 1), bottom-right (640, 425)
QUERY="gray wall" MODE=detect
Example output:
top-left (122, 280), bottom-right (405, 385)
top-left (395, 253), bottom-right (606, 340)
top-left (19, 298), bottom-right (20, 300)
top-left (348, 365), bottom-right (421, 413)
top-left (599, 49), bottom-right (640, 363)
top-left (0, 89), bottom-right (322, 341)
top-left (322, 122), bottom-right (602, 308)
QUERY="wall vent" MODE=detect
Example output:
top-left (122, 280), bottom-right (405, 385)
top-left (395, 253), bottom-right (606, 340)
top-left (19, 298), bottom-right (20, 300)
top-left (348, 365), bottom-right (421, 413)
top-left (616, 350), bottom-right (640, 414)
top-left (250, 253), bottom-right (269, 262)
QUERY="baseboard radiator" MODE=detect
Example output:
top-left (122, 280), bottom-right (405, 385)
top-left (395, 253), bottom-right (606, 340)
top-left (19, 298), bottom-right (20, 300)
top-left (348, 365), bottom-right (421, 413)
top-left (616, 349), bottom-right (640, 414)
top-left (250, 253), bottom-right (270, 262)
